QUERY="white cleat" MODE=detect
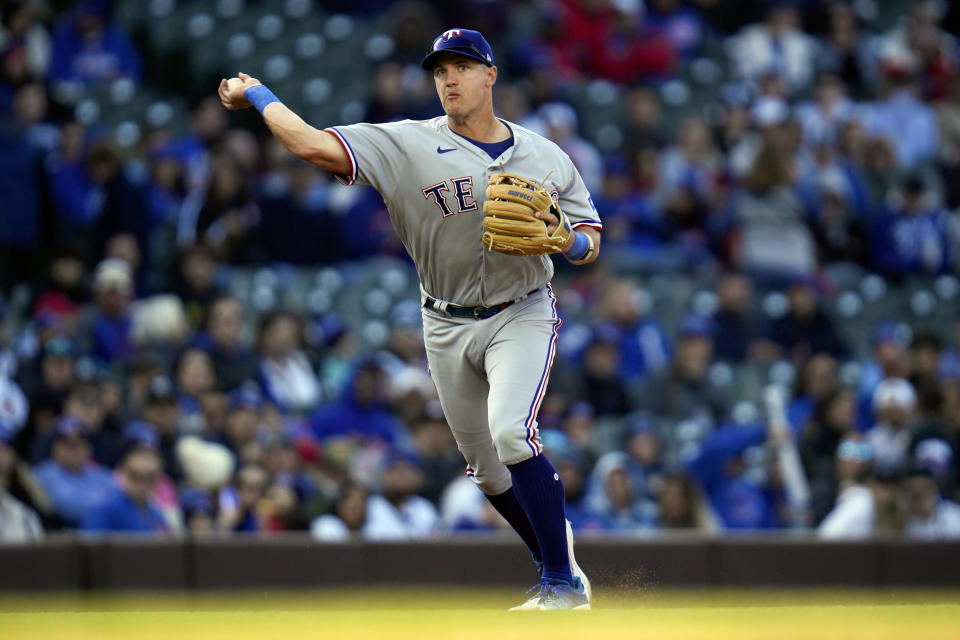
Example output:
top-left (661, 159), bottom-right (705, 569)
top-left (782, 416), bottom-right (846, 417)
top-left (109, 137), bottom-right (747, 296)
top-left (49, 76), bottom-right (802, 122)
top-left (566, 518), bottom-right (592, 604)
top-left (508, 519), bottom-right (592, 611)
top-left (508, 579), bottom-right (591, 610)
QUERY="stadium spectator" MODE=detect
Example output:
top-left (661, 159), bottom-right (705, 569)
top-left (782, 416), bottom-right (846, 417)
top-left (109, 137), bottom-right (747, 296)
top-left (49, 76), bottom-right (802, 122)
top-left (140, 375), bottom-right (184, 480)
top-left (621, 413), bottom-right (666, 503)
top-left (309, 360), bottom-right (405, 448)
top-left (909, 331), bottom-right (945, 390)
top-left (191, 155), bottom-right (263, 264)
top-left (557, 402), bottom-right (598, 464)
top-left (47, 135), bottom-right (147, 258)
top-left (261, 474), bottom-right (303, 532)
top-left (871, 176), bottom-right (951, 277)
top-left (313, 313), bottom-right (358, 401)
top-left (120, 420), bottom-right (181, 528)
top-left (10, 81), bottom-right (57, 161)
top-left (818, 470), bottom-right (905, 539)
top-left (595, 279), bottom-right (670, 382)
top-left (408, 411), bottom-right (461, 506)
top-left (859, 68), bottom-right (939, 170)
top-left (17, 333), bottom-right (78, 436)
top-left (192, 296), bottom-right (257, 393)
top-left (857, 321), bottom-right (911, 427)
top-left (767, 279), bottom-right (849, 364)
top-left (710, 272), bottom-right (770, 363)
top-left (26, 246), bottom-right (88, 326)
top-left (257, 143), bottom-right (340, 266)
top-left (539, 101), bottom-right (603, 195)
top-left (635, 315), bottom-right (728, 445)
top-left (376, 301), bottom-right (434, 423)
top-left (310, 482), bottom-right (369, 541)
top-left (364, 61), bottom-right (439, 123)
top-left (645, 0), bottom-right (705, 60)
top-left (940, 320), bottom-right (960, 381)
top-left (0, 1), bottom-right (51, 84)
top-left (905, 466), bottom-right (960, 540)
top-left (795, 75), bottom-right (856, 147)
top-left (788, 353), bottom-right (840, 437)
top-left (219, 463), bottom-right (269, 533)
top-left (553, 0), bottom-right (675, 83)
top-left (0, 424), bottom-right (43, 539)
top-left (868, 378), bottom-right (919, 476)
top-left (180, 487), bottom-right (217, 536)
top-left (808, 433), bottom-right (872, 528)
top-left (256, 311), bottom-right (322, 415)
top-left (815, 1), bottom-right (878, 94)
top-left (807, 162), bottom-right (871, 268)
top-left (48, 0), bottom-right (141, 91)
top-left (32, 415), bottom-right (114, 528)
top-left (686, 423), bottom-right (784, 530)
top-left (173, 347), bottom-right (216, 427)
top-left (261, 432), bottom-right (316, 508)
top-left (656, 472), bottom-right (720, 533)
top-left (59, 381), bottom-right (122, 468)
top-left (143, 146), bottom-right (189, 249)
top-left (801, 389), bottom-right (860, 524)
top-left (907, 382), bottom-right (959, 486)
top-left (659, 116), bottom-right (722, 209)
top-left (621, 85), bottom-right (666, 152)
top-left (574, 326), bottom-right (630, 417)
top-left (73, 258), bottom-right (135, 365)
top-left (219, 385), bottom-right (264, 465)
top-left (0, 377), bottom-right (52, 522)
top-left (878, 1), bottom-right (957, 101)
top-left (583, 451), bottom-right (656, 532)
top-left (732, 141), bottom-right (816, 281)
top-left (728, 1), bottom-right (817, 94)
top-left (81, 444), bottom-right (169, 534)
top-left (173, 243), bottom-right (225, 330)
top-left (363, 452), bottom-right (438, 540)
top-left (937, 75), bottom-right (960, 209)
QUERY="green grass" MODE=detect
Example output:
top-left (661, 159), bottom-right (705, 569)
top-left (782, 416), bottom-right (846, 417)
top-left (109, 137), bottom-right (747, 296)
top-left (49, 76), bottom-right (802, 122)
top-left (1, 589), bottom-right (958, 640)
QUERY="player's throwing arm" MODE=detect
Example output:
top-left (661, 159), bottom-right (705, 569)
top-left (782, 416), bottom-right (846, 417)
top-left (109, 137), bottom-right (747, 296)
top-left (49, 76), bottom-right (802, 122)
top-left (218, 72), bottom-right (350, 177)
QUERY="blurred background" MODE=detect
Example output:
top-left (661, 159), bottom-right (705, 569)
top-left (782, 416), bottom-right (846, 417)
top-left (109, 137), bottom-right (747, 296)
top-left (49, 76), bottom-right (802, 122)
top-left (0, 0), bottom-right (959, 561)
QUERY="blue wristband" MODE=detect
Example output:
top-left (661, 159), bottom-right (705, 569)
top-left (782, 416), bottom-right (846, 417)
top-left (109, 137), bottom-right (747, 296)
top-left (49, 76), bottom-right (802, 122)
top-left (564, 231), bottom-right (590, 261)
top-left (245, 85), bottom-right (280, 114)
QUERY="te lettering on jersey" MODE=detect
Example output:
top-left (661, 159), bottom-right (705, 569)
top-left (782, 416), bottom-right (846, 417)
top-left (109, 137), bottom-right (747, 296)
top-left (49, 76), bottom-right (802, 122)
top-left (422, 177), bottom-right (478, 218)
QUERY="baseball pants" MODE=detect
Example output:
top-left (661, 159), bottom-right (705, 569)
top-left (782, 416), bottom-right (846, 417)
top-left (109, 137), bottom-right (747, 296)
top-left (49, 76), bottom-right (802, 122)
top-left (421, 285), bottom-right (561, 495)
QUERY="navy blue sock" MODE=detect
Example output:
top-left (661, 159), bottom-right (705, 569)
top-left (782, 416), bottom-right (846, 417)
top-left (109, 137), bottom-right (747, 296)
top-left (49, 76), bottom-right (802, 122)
top-left (484, 487), bottom-right (542, 568)
top-left (507, 454), bottom-right (573, 586)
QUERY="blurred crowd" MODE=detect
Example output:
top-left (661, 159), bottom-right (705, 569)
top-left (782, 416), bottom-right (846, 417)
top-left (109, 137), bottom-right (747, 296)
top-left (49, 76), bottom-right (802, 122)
top-left (1, 0), bottom-right (960, 542)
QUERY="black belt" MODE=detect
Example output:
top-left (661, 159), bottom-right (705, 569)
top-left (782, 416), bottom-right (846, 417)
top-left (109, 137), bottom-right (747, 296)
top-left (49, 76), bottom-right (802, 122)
top-left (424, 288), bottom-right (542, 320)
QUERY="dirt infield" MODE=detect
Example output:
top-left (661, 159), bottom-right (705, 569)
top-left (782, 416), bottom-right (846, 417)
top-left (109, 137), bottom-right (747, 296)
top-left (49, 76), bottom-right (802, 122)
top-left (1, 589), bottom-right (958, 640)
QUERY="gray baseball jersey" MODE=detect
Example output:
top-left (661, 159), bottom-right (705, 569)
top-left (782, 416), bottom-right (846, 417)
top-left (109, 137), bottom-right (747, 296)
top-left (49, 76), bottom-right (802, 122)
top-left (325, 115), bottom-right (602, 487)
top-left (325, 116), bottom-right (602, 307)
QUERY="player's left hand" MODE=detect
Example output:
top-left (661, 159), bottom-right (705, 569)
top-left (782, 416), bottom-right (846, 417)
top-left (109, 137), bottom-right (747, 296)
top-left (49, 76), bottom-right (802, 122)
top-left (535, 210), bottom-right (575, 253)
top-left (218, 72), bottom-right (261, 111)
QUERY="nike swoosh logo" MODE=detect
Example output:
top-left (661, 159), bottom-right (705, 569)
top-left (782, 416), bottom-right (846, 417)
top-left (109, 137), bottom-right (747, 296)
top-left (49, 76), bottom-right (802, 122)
top-left (437, 147), bottom-right (456, 154)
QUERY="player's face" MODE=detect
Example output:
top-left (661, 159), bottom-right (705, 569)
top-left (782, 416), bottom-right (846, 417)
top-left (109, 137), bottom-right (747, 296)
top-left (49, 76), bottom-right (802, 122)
top-left (433, 55), bottom-right (495, 118)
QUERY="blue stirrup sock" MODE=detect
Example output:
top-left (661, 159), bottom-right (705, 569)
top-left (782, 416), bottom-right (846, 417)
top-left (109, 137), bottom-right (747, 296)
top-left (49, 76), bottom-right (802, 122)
top-left (484, 487), bottom-right (542, 569)
top-left (507, 454), bottom-right (574, 586)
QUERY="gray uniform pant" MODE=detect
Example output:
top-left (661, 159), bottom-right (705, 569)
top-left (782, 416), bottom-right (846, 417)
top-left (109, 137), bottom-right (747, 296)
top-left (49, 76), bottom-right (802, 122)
top-left (422, 285), bottom-right (560, 495)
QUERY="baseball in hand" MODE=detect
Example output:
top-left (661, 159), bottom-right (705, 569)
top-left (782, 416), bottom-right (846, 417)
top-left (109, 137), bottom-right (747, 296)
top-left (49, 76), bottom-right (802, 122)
top-left (227, 77), bottom-right (243, 92)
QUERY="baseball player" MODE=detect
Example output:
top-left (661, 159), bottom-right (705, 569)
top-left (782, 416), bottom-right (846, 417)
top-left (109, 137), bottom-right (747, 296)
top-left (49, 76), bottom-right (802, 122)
top-left (218, 28), bottom-right (602, 610)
